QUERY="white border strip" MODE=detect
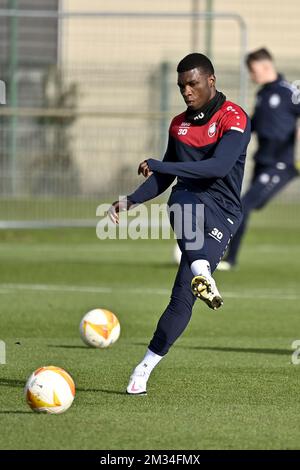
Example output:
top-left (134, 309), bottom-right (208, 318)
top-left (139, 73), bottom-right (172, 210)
top-left (230, 126), bottom-right (244, 133)
top-left (0, 283), bottom-right (299, 300)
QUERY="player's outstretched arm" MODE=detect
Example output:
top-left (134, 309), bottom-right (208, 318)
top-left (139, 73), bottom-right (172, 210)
top-left (107, 171), bottom-right (175, 224)
top-left (108, 160), bottom-right (175, 224)
top-left (108, 132), bottom-right (177, 223)
top-left (145, 122), bottom-right (251, 180)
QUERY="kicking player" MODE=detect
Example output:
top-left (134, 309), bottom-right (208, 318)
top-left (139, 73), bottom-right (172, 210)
top-left (109, 53), bottom-right (251, 394)
top-left (218, 48), bottom-right (300, 271)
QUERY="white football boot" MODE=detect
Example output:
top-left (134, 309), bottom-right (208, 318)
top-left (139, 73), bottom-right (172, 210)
top-left (126, 366), bottom-right (149, 395)
top-left (191, 275), bottom-right (223, 310)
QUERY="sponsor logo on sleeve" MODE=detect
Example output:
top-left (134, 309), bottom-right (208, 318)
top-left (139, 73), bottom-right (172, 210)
top-left (208, 122), bottom-right (217, 137)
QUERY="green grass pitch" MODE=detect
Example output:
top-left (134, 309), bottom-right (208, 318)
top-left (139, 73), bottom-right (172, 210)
top-left (0, 203), bottom-right (300, 450)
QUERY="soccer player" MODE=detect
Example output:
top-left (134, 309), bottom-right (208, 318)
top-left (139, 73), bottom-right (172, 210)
top-left (109, 53), bottom-right (251, 394)
top-left (218, 48), bottom-right (300, 271)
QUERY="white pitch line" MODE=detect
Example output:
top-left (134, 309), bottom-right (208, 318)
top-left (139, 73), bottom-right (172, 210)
top-left (0, 283), bottom-right (299, 300)
top-left (0, 283), bottom-right (169, 296)
top-left (224, 291), bottom-right (300, 300)
top-left (0, 283), bottom-right (112, 294)
top-left (246, 245), bottom-right (300, 253)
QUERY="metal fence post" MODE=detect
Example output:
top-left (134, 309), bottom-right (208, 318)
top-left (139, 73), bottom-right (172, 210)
top-left (8, 0), bottom-right (19, 196)
top-left (205, 0), bottom-right (214, 59)
top-left (159, 61), bottom-right (171, 158)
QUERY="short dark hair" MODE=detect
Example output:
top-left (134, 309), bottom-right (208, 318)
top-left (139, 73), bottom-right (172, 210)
top-left (177, 53), bottom-right (214, 75)
top-left (246, 48), bottom-right (273, 68)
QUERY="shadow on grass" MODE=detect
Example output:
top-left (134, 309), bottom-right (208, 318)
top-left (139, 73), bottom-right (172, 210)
top-left (47, 345), bottom-right (87, 349)
top-left (133, 343), bottom-right (291, 356)
top-left (176, 345), bottom-right (292, 356)
top-left (77, 387), bottom-right (125, 395)
top-left (0, 377), bottom-right (125, 396)
top-left (0, 378), bottom-right (25, 387)
top-left (0, 410), bottom-right (32, 414)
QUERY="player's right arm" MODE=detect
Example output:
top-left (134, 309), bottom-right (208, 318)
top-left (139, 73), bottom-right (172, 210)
top-left (108, 134), bottom-right (176, 224)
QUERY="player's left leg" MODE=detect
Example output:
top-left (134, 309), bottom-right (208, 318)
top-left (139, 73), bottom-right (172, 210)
top-left (126, 193), bottom-right (233, 395)
top-left (126, 252), bottom-right (196, 395)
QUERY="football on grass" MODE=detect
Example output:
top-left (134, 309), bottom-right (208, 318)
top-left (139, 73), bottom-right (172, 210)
top-left (25, 366), bottom-right (75, 414)
top-left (79, 308), bottom-right (120, 348)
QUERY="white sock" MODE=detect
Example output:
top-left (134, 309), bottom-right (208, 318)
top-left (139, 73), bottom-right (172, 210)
top-left (135, 348), bottom-right (164, 377)
top-left (191, 259), bottom-right (212, 279)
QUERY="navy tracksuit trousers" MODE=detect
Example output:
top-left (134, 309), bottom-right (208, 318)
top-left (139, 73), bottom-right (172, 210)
top-left (149, 189), bottom-right (238, 356)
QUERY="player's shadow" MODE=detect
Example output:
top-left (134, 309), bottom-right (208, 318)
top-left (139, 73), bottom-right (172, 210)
top-left (132, 342), bottom-right (291, 356)
top-left (0, 378), bottom-right (32, 413)
top-left (76, 387), bottom-right (125, 395)
top-left (47, 344), bottom-right (88, 349)
top-left (177, 345), bottom-right (291, 356)
top-left (0, 377), bottom-right (124, 397)
top-left (0, 378), bottom-right (25, 387)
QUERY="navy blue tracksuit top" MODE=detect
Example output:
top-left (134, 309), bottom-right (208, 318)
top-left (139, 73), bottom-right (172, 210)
top-left (128, 99), bottom-right (251, 226)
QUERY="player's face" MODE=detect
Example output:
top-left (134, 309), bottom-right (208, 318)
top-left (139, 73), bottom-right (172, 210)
top-left (248, 60), bottom-right (271, 84)
top-left (177, 68), bottom-right (216, 110)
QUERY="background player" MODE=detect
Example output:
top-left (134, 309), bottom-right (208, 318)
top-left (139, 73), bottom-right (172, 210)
top-left (109, 53), bottom-right (251, 395)
top-left (218, 48), bottom-right (300, 271)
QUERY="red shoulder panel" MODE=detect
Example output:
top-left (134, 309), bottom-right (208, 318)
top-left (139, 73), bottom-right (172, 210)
top-left (218, 101), bottom-right (248, 134)
top-left (169, 102), bottom-right (248, 148)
